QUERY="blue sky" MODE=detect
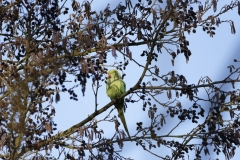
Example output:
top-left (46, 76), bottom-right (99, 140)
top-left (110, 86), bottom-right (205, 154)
top-left (50, 0), bottom-right (240, 159)
top-left (0, 0), bottom-right (239, 159)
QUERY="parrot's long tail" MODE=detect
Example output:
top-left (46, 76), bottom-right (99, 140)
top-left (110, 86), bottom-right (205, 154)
top-left (116, 104), bottom-right (131, 138)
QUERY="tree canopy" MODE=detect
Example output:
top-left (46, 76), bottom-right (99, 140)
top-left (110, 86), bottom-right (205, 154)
top-left (0, 0), bottom-right (240, 159)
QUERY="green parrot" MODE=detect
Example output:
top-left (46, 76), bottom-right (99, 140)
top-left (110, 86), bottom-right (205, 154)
top-left (106, 69), bottom-right (130, 138)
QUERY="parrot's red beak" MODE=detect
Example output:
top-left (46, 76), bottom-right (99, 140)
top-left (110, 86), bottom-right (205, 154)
top-left (108, 74), bottom-right (111, 78)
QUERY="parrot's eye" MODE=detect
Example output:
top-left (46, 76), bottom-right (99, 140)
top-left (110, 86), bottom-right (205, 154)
top-left (108, 74), bottom-right (111, 78)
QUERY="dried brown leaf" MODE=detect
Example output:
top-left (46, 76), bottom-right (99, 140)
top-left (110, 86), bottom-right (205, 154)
top-left (131, 16), bottom-right (137, 29)
top-left (90, 62), bottom-right (95, 74)
top-left (176, 91), bottom-right (179, 98)
top-left (231, 81), bottom-right (235, 89)
top-left (55, 89), bottom-right (60, 103)
top-left (152, 8), bottom-right (157, 26)
top-left (176, 101), bottom-right (182, 109)
top-left (48, 142), bottom-right (53, 153)
top-left (160, 114), bottom-right (166, 127)
top-left (79, 127), bottom-right (84, 137)
top-left (168, 89), bottom-right (172, 99)
top-left (111, 46), bottom-right (117, 59)
top-left (230, 21), bottom-right (236, 34)
top-left (238, 2), bottom-right (240, 15)
top-left (220, 93), bottom-right (226, 103)
top-left (137, 28), bottom-right (143, 40)
top-left (216, 18), bottom-right (220, 27)
top-left (197, 13), bottom-right (202, 22)
top-left (1, 133), bottom-right (7, 141)
top-left (148, 109), bottom-right (151, 119)
top-left (114, 119), bottom-right (120, 132)
top-left (229, 109), bottom-right (234, 119)
top-left (212, 0), bottom-right (217, 12)
top-left (215, 89), bottom-right (219, 102)
top-left (121, 130), bottom-right (126, 140)
top-left (87, 143), bottom-right (92, 152)
top-left (171, 59), bottom-right (174, 66)
top-left (210, 16), bottom-right (215, 25)
top-left (62, 38), bottom-right (67, 49)
top-left (45, 123), bottom-right (52, 133)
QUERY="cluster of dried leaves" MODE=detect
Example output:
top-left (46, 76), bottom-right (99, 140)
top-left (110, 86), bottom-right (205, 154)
top-left (0, 0), bottom-right (240, 159)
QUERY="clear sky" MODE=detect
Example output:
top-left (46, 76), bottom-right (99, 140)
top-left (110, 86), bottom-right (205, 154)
top-left (10, 0), bottom-right (239, 159)
top-left (51, 0), bottom-right (240, 159)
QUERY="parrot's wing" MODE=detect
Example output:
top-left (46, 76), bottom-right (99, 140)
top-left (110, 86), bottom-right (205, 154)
top-left (106, 79), bottom-right (125, 99)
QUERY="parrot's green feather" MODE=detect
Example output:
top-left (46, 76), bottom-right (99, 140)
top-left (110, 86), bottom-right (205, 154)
top-left (106, 69), bottom-right (130, 138)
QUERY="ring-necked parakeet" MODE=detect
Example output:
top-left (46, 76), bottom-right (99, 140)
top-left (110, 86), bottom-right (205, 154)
top-left (106, 69), bottom-right (130, 138)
